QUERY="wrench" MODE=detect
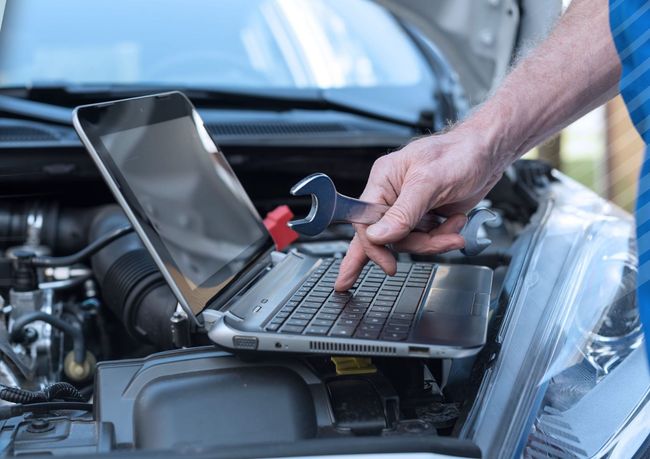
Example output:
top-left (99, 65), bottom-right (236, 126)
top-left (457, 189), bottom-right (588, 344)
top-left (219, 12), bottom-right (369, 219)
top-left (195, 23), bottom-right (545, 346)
top-left (288, 172), bottom-right (496, 256)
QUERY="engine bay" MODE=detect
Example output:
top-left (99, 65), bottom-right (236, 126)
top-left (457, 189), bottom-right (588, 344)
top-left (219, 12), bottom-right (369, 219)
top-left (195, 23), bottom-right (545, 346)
top-left (0, 128), bottom-right (551, 455)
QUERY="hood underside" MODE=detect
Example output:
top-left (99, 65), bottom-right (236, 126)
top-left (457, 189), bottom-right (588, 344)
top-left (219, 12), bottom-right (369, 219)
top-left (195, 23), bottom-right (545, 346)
top-left (376, 0), bottom-right (562, 105)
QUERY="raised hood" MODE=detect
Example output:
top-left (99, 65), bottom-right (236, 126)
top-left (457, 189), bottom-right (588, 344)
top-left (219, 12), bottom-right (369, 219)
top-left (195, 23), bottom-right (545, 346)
top-left (376, 0), bottom-right (562, 104)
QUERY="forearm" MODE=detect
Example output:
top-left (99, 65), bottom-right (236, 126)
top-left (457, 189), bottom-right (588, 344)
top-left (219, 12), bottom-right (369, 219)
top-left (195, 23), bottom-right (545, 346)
top-left (457, 0), bottom-right (621, 173)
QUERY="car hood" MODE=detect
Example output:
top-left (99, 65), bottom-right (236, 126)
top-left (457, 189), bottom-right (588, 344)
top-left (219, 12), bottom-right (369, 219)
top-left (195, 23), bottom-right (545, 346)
top-left (376, 0), bottom-right (563, 104)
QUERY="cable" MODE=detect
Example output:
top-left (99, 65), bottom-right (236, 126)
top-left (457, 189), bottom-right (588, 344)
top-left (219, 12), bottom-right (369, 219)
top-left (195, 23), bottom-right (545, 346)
top-left (38, 273), bottom-right (92, 290)
top-left (30, 225), bottom-right (133, 267)
top-left (0, 383), bottom-right (85, 404)
top-left (10, 311), bottom-right (86, 364)
top-left (0, 402), bottom-right (93, 420)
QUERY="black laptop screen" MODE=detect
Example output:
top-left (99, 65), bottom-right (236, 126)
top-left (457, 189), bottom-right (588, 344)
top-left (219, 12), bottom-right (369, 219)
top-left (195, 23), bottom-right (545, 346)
top-left (76, 93), bottom-right (272, 313)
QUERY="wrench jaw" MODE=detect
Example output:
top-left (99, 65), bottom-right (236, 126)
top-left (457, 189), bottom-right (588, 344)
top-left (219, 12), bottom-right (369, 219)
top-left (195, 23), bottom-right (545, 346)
top-left (459, 208), bottom-right (497, 256)
top-left (287, 194), bottom-right (325, 237)
top-left (287, 173), bottom-right (337, 237)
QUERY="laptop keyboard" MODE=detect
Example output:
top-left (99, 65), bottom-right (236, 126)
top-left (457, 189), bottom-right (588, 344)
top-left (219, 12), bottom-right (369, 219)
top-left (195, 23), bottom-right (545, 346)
top-left (264, 259), bottom-right (434, 341)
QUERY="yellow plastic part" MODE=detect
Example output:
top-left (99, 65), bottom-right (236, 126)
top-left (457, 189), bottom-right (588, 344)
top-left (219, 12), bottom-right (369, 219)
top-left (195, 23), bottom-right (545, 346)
top-left (330, 356), bottom-right (377, 375)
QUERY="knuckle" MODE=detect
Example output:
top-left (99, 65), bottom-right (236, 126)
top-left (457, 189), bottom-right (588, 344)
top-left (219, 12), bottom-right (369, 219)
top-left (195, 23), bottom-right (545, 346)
top-left (386, 206), bottom-right (413, 230)
top-left (371, 155), bottom-right (389, 172)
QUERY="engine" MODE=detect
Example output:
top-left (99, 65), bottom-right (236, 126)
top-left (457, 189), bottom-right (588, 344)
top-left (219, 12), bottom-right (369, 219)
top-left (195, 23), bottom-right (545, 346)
top-left (0, 203), bottom-right (181, 395)
top-left (0, 159), bottom-right (549, 456)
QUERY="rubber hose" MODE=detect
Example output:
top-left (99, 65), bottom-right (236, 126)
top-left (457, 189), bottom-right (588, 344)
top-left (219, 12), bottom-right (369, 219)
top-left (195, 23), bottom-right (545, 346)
top-left (10, 311), bottom-right (86, 364)
top-left (89, 206), bottom-right (177, 349)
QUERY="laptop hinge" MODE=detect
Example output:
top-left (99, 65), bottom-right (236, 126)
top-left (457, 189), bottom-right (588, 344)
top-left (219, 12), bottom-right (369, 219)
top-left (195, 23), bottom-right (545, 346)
top-left (202, 247), bottom-right (286, 313)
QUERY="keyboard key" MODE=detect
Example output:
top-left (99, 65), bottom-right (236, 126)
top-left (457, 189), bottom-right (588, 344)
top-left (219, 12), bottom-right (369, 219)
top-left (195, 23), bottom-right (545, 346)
top-left (337, 318), bottom-right (360, 327)
top-left (340, 312), bottom-right (362, 320)
top-left (286, 318), bottom-right (309, 326)
top-left (275, 312), bottom-right (290, 319)
top-left (302, 301), bottom-right (323, 309)
top-left (296, 306), bottom-right (318, 314)
top-left (349, 298), bottom-right (371, 306)
top-left (393, 287), bottom-right (425, 314)
top-left (316, 313), bottom-right (338, 321)
top-left (368, 276), bottom-right (386, 282)
top-left (330, 294), bottom-right (351, 303)
top-left (376, 294), bottom-right (398, 301)
top-left (360, 323), bottom-right (383, 331)
top-left (305, 325), bottom-right (330, 335)
top-left (329, 325), bottom-right (356, 337)
top-left (355, 330), bottom-right (380, 339)
top-left (312, 319), bottom-right (335, 327)
top-left (408, 278), bottom-right (428, 284)
top-left (348, 292), bottom-right (375, 306)
top-left (382, 331), bottom-right (408, 341)
top-left (373, 300), bottom-right (394, 308)
top-left (385, 282), bottom-right (403, 288)
top-left (280, 325), bottom-right (305, 334)
top-left (363, 317), bottom-right (386, 325)
top-left (385, 324), bottom-right (409, 333)
top-left (308, 292), bottom-right (329, 299)
top-left (364, 279), bottom-right (382, 285)
top-left (368, 311), bottom-right (389, 319)
top-left (292, 312), bottom-right (314, 320)
top-left (387, 318), bottom-right (411, 326)
top-left (265, 322), bottom-right (281, 331)
top-left (408, 282), bottom-right (428, 288)
top-left (346, 306), bottom-right (367, 314)
top-left (370, 306), bottom-right (392, 313)
top-left (392, 313), bottom-right (414, 321)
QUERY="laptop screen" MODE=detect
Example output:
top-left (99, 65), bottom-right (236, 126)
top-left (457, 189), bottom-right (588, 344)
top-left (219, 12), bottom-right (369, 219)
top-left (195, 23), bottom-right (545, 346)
top-left (75, 92), bottom-right (273, 314)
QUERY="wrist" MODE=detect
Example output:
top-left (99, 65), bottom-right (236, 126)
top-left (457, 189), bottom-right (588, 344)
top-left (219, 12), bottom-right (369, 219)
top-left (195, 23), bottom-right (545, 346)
top-left (450, 104), bottom-right (518, 176)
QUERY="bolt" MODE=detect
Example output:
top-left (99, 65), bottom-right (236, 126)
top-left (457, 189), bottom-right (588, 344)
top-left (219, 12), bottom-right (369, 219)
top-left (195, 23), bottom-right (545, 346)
top-left (479, 30), bottom-right (495, 47)
top-left (22, 327), bottom-right (38, 344)
top-left (30, 419), bottom-right (50, 431)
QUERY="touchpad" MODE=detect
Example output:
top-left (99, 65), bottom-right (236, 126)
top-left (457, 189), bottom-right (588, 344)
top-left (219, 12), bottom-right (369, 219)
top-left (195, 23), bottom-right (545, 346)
top-left (422, 288), bottom-right (476, 316)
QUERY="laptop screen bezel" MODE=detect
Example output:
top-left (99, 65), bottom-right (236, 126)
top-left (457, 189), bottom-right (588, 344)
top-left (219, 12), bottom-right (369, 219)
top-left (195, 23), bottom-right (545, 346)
top-left (74, 91), bottom-right (275, 315)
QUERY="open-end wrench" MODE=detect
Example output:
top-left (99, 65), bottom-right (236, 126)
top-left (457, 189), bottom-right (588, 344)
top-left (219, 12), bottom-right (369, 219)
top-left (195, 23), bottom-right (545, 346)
top-left (288, 172), bottom-right (496, 256)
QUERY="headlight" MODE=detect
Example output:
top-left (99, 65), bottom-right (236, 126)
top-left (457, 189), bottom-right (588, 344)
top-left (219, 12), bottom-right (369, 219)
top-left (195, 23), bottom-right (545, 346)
top-left (460, 172), bottom-right (650, 458)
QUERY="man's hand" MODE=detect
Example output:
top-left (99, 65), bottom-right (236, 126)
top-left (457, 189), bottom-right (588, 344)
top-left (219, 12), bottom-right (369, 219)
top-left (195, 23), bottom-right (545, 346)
top-left (334, 129), bottom-right (502, 291)
top-left (334, 0), bottom-right (620, 292)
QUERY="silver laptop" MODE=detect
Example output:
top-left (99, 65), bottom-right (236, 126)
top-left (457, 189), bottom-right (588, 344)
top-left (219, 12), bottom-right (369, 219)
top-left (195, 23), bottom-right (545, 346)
top-left (73, 91), bottom-right (493, 359)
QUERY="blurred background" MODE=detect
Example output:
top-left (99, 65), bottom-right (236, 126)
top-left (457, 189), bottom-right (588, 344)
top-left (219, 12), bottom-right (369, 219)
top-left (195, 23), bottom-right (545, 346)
top-left (0, 0), bottom-right (644, 211)
top-left (525, 0), bottom-right (646, 212)
top-left (528, 96), bottom-right (645, 212)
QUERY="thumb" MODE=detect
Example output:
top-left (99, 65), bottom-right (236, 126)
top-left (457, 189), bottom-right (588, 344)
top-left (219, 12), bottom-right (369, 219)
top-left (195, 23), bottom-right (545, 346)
top-left (366, 182), bottom-right (432, 245)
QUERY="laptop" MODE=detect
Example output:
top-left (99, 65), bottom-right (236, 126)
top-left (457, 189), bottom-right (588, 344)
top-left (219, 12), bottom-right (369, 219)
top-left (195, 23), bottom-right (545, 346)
top-left (73, 91), bottom-right (493, 359)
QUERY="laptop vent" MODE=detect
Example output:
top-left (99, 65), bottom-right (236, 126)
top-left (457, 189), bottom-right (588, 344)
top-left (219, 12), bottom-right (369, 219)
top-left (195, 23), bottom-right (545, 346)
top-left (309, 341), bottom-right (397, 354)
top-left (206, 122), bottom-right (349, 137)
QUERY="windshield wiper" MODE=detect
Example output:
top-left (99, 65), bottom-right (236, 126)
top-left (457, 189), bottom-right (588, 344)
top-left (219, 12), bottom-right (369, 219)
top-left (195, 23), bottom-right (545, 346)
top-left (1, 83), bottom-right (433, 130)
top-left (0, 93), bottom-right (73, 125)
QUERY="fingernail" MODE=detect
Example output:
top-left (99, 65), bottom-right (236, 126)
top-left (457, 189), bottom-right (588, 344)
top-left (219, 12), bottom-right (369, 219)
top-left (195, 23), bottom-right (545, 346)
top-left (367, 221), bottom-right (389, 239)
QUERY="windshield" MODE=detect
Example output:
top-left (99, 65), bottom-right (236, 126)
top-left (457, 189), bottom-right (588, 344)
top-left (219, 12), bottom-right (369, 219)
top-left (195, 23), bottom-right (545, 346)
top-left (0, 0), bottom-right (432, 90)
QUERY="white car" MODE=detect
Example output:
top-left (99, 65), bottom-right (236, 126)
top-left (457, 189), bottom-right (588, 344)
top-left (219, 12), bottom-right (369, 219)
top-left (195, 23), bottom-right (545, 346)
top-left (0, 1), bottom-right (646, 458)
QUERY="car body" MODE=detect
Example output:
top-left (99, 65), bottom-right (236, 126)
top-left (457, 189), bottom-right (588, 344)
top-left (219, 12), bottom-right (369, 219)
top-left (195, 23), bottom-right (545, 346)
top-left (0, 1), bottom-right (647, 458)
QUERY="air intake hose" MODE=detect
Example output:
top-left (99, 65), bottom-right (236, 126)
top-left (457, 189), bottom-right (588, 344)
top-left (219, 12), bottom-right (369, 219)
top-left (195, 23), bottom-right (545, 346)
top-left (89, 206), bottom-right (177, 349)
